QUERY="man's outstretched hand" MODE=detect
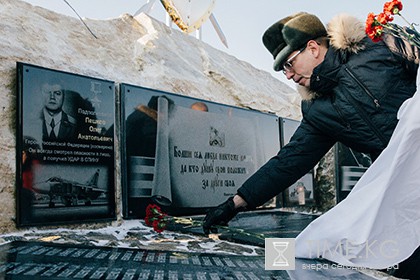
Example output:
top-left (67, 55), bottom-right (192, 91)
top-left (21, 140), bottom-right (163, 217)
top-left (202, 197), bottom-right (239, 234)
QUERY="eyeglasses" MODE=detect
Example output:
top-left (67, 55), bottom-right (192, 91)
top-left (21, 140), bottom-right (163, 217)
top-left (282, 46), bottom-right (306, 75)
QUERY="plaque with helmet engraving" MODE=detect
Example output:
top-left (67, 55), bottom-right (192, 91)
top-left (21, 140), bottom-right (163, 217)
top-left (120, 83), bottom-right (280, 218)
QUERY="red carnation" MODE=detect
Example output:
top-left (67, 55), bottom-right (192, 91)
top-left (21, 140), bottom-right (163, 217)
top-left (377, 12), bottom-right (392, 25)
top-left (383, 0), bottom-right (403, 15)
top-left (152, 219), bottom-right (167, 233)
top-left (144, 204), bottom-right (169, 233)
top-left (365, 13), bottom-right (384, 42)
top-left (144, 204), bottom-right (165, 228)
top-left (144, 215), bottom-right (153, 226)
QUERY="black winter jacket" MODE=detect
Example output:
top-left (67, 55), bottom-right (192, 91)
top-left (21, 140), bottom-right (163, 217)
top-left (238, 14), bottom-right (419, 209)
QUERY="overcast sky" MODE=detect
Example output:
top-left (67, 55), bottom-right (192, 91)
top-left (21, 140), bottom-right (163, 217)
top-left (21, 0), bottom-right (420, 88)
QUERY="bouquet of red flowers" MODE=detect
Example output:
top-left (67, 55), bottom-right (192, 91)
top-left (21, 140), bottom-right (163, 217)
top-left (144, 204), bottom-right (203, 233)
top-left (365, 0), bottom-right (420, 46)
top-left (144, 204), bottom-right (267, 241)
top-left (144, 204), bottom-right (169, 233)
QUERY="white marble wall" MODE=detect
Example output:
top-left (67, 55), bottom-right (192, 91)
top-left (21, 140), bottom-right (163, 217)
top-left (0, 0), bottom-right (302, 233)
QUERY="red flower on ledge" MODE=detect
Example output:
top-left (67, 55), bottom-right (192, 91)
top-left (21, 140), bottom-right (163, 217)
top-left (143, 203), bottom-right (267, 241)
top-left (144, 204), bottom-right (203, 234)
top-left (145, 204), bottom-right (168, 233)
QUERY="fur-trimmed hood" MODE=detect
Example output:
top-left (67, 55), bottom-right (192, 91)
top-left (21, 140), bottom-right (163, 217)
top-left (298, 14), bottom-right (366, 100)
top-left (327, 13), bottom-right (366, 53)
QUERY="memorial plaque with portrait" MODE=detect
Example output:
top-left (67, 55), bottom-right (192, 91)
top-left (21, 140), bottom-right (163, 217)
top-left (120, 84), bottom-right (280, 218)
top-left (16, 62), bottom-right (116, 226)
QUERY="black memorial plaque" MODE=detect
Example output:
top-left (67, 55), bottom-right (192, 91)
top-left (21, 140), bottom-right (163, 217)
top-left (0, 241), bottom-right (382, 280)
top-left (120, 84), bottom-right (280, 219)
top-left (335, 143), bottom-right (372, 202)
top-left (16, 62), bottom-right (116, 226)
top-left (278, 118), bottom-right (315, 207)
top-left (279, 118), bottom-right (372, 205)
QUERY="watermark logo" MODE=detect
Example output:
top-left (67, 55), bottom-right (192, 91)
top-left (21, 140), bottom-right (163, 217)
top-left (303, 239), bottom-right (400, 260)
top-left (265, 238), bottom-right (295, 270)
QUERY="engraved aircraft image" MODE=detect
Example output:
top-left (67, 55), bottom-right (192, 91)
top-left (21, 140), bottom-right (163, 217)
top-left (33, 169), bottom-right (106, 207)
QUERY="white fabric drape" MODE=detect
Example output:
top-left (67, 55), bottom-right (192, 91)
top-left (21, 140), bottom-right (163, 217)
top-left (295, 92), bottom-right (420, 269)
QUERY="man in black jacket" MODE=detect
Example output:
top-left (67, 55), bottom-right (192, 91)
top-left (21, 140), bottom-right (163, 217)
top-left (203, 13), bottom-right (419, 275)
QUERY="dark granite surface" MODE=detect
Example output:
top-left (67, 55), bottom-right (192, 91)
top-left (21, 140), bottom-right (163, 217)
top-left (0, 241), bottom-right (382, 280)
top-left (168, 209), bottom-right (318, 247)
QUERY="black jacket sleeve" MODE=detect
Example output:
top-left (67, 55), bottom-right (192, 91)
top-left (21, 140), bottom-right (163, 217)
top-left (237, 117), bottom-right (335, 209)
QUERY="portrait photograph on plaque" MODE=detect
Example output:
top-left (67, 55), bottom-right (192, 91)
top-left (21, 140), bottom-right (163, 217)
top-left (120, 84), bottom-right (280, 218)
top-left (16, 62), bottom-right (116, 226)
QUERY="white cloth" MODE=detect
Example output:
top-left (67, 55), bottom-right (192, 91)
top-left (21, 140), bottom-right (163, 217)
top-left (295, 92), bottom-right (420, 269)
